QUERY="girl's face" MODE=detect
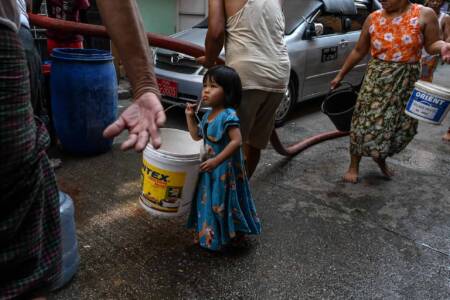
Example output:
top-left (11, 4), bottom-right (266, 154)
top-left (202, 77), bottom-right (225, 108)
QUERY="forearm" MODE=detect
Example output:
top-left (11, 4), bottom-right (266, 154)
top-left (186, 116), bottom-right (201, 141)
top-left (337, 48), bottom-right (366, 79)
top-left (213, 139), bottom-right (240, 165)
top-left (204, 33), bottom-right (224, 67)
top-left (96, 0), bottom-right (160, 99)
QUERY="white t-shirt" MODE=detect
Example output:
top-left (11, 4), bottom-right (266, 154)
top-left (225, 0), bottom-right (290, 93)
top-left (17, 0), bottom-right (29, 28)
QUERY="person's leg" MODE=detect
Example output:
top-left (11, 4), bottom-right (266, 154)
top-left (373, 157), bottom-right (395, 177)
top-left (243, 143), bottom-right (261, 178)
top-left (237, 90), bottom-right (264, 177)
top-left (0, 27), bottom-right (61, 299)
top-left (343, 154), bottom-right (361, 183)
top-left (245, 91), bottom-right (283, 177)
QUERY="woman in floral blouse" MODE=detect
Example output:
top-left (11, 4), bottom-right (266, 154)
top-left (331, 0), bottom-right (450, 183)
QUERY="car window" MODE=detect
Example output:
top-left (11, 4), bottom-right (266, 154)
top-left (314, 11), bottom-right (343, 35)
top-left (346, 4), bottom-right (370, 31)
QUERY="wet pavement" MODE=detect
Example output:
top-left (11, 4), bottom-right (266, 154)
top-left (51, 99), bottom-right (450, 299)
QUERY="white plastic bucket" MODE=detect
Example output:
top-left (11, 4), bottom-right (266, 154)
top-left (405, 80), bottom-right (450, 124)
top-left (140, 128), bottom-right (202, 218)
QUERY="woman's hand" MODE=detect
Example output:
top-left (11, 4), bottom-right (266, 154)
top-left (441, 43), bottom-right (450, 63)
top-left (185, 103), bottom-right (197, 118)
top-left (330, 75), bottom-right (343, 90)
top-left (200, 158), bottom-right (219, 172)
top-left (103, 92), bottom-right (165, 151)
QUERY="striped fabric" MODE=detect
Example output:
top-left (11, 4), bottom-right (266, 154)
top-left (0, 26), bottom-right (61, 299)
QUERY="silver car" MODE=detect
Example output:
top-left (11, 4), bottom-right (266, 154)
top-left (154, 0), bottom-right (381, 125)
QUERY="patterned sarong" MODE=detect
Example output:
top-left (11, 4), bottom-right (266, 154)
top-left (0, 26), bottom-right (61, 299)
top-left (350, 59), bottom-right (420, 159)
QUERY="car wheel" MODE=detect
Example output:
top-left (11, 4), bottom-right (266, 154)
top-left (274, 81), bottom-right (296, 127)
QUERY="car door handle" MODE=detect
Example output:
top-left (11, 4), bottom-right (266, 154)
top-left (339, 40), bottom-right (350, 47)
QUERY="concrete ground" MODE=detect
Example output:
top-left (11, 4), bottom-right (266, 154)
top-left (51, 98), bottom-right (449, 299)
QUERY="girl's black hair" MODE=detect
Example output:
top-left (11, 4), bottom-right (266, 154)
top-left (203, 65), bottom-right (242, 108)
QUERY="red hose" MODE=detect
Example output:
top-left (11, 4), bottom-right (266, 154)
top-left (29, 14), bottom-right (349, 157)
top-left (29, 14), bottom-right (207, 59)
top-left (270, 130), bottom-right (349, 157)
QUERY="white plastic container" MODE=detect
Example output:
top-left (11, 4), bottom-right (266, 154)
top-left (405, 80), bottom-right (450, 124)
top-left (140, 128), bottom-right (202, 218)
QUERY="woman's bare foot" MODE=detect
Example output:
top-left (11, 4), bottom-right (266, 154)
top-left (343, 168), bottom-right (359, 183)
top-left (442, 130), bottom-right (450, 142)
top-left (373, 158), bottom-right (394, 178)
top-left (343, 154), bottom-right (361, 183)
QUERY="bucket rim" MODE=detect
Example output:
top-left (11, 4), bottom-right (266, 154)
top-left (144, 145), bottom-right (201, 162)
top-left (145, 128), bottom-right (202, 160)
top-left (415, 80), bottom-right (450, 100)
top-left (321, 99), bottom-right (355, 116)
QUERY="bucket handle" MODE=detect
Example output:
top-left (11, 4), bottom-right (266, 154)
top-left (326, 81), bottom-right (356, 96)
top-left (321, 81), bottom-right (357, 114)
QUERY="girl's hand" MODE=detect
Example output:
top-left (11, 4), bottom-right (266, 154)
top-left (200, 158), bottom-right (219, 172)
top-left (185, 103), bottom-right (197, 118)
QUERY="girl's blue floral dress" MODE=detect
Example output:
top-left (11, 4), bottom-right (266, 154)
top-left (187, 108), bottom-right (261, 250)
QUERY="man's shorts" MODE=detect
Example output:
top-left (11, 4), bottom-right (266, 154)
top-left (237, 90), bottom-right (284, 149)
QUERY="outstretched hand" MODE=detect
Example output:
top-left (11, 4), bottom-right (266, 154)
top-left (441, 43), bottom-right (450, 64)
top-left (103, 92), bottom-right (166, 151)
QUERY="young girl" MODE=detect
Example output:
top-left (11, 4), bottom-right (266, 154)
top-left (185, 65), bottom-right (261, 251)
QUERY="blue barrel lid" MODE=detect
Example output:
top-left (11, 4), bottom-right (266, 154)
top-left (51, 48), bottom-right (113, 62)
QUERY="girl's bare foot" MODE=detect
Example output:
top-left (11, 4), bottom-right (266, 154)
top-left (442, 130), bottom-right (450, 142)
top-left (343, 168), bottom-right (359, 183)
top-left (373, 158), bottom-right (394, 178)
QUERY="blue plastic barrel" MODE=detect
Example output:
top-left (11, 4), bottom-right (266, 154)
top-left (50, 49), bottom-right (118, 155)
top-left (51, 191), bottom-right (80, 291)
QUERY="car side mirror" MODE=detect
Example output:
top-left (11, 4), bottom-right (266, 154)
top-left (304, 22), bottom-right (316, 40)
top-left (343, 17), bottom-right (352, 32)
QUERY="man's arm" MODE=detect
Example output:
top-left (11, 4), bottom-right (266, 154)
top-left (199, 0), bottom-right (226, 68)
top-left (96, 0), bottom-right (159, 99)
top-left (97, 0), bottom-right (165, 150)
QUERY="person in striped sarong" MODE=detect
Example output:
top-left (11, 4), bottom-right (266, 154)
top-left (331, 0), bottom-right (450, 183)
top-left (0, 3), bottom-right (62, 298)
top-left (1, 0), bottom-right (165, 298)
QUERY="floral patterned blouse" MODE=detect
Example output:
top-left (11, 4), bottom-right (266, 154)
top-left (369, 4), bottom-right (423, 63)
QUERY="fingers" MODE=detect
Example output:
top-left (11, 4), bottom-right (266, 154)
top-left (155, 110), bottom-right (166, 127)
top-left (120, 133), bottom-right (138, 151)
top-left (200, 162), bottom-right (209, 172)
top-left (103, 117), bottom-right (126, 138)
top-left (200, 161), bottom-right (213, 172)
top-left (135, 129), bottom-right (149, 152)
top-left (148, 118), bottom-right (162, 149)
